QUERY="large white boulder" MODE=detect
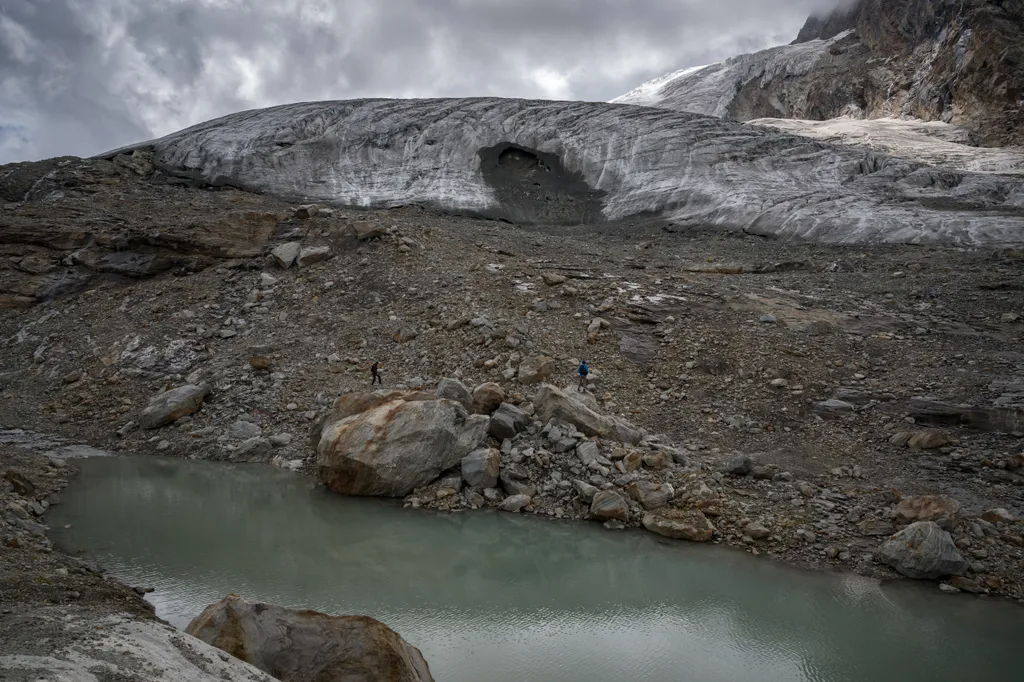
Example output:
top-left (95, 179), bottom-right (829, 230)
top-left (317, 395), bottom-right (488, 496)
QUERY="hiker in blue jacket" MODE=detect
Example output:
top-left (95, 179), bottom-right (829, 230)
top-left (577, 360), bottom-right (589, 392)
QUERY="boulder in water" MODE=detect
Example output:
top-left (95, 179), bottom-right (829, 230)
top-left (186, 593), bottom-right (433, 682)
top-left (318, 396), bottom-right (488, 496)
top-left (878, 521), bottom-right (969, 579)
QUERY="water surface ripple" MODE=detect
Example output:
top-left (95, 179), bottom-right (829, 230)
top-left (49, 456), bottom-right (1022, 682)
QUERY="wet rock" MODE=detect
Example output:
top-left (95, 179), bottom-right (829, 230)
top-left (272, 242), bottom-right (301, 269)
top-left (435, 378), bottom-right (473, 411)
top-left (488, 403), bottom-right (528, 441)
top-left (186, 593), bottom-right (433, 682)
top-left (318, 397), bottom-right (489, 496)
top-left (723, 453), bottom-right (753, 476)
top-left (499, 494), bottom-right (531, 512)
top-left (894, 495), bottom-right (961, 531)
top-left (879, 521), bottom-right (969, 580)
top-left (139, 384), bottom-right (210, 429)
top-left (461, 448), bottom-right (500, 489)
top-left (642, 509), bottom-right (714, 542)
top-left (471, 382), bottom-right (505, 415)
top-left (590, 490), bottom-right (629, 521)
top-left (518, 355), bottom-right (556, 385)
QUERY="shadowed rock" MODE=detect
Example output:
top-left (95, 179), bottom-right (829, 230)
top-left (186, 593), bottom-right (433, 682)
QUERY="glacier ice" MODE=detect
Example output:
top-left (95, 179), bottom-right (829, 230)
top-left (102, 97), bottom-right (1024, 245)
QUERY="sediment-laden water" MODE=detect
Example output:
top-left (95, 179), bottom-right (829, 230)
top-left (50, 456), bottom-right (1022, 682)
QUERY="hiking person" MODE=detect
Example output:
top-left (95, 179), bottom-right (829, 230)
top-left (577, 360), bottom-right (589, 392)
top-left (371, 360), bottom-right (382, 385)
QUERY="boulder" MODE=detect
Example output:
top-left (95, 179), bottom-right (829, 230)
top-left (878, 521), bottom-right (969, 579)
top-left (140, 384), bottom-right (210, 429)
top-left (231, 437), bottom-right (273, 463)
top-left (351, 222), bottom-right (387, 241)
top-left (572, 479), bottom-right (598, 503)
top-left (888, 430), bottom-right (949, 449)
top-left (723, 454), bottom-right (753, 476)
top-left (642, 509), bottom-right (715, 542)
top-left (499, 494), bottom-right (531, 512)
top-left (186, 594), bottom-right (433, 682)
top-left (626, 481), bottom-right (674, 511)
top-left (534, 384), bottom-right (643, 444)
top-left (435, 378), bottom-right (472, 411)
top-left (575, 440), bottom-right (599, 466)
top-left (461, 448), bottom-right (500, 489)
top-left (642, 450), bottom-right (672, 469)
top-left (981, 508), bottom-right (1017, 524)
top-left (317, 398), bottom-right (488, 496)
top-left (296, 246), bottom-right (331, 267)
top-left (271, 242), bottom-right (301, 269)
top-left (471, 382), bottom-right (505, 415)
top-left (590, 490), bottom-right (629, 521)
top-left (541, 272), bottom-right (567, 286)
top-left (518, 355), bottom-right (557, 385)
top-left (488, 403), bottom-right (528, 441)
top-left (228, 420), bottom-right (261, 440)
top-left (894, 495), bottom-right (961, 531)
top-left (744, 522), bottom-right (771, 540)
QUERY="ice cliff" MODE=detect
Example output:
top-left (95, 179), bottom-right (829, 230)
top-left (104, 97), bottom-right (1024, 245)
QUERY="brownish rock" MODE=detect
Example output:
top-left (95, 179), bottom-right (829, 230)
top-left (894, 495), bottom-right (961, 531)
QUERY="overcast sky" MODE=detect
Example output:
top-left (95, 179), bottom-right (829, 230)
top-left (0, 0), bottom-right (849, 163)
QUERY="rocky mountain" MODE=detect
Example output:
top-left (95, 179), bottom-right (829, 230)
top-left (99, 98), bottom-right (1024, 246)
top-left (614, 0), bottom-right (1024, 148)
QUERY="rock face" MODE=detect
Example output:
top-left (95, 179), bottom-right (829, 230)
top-left (103, 98), bottom-right (1024, 245)
top-left (317, 393), bottom-right (488, 496)
top-left (186, 594), bottom-right (433, 682)
top-left (590, 490), bottom-right (629, 521)
top-left (534, 384), bottom-right (643, 444)
top-left (642, 509), bottom-right (715, 542)
top-left (878, 521), bottom-right (969, 579)
top-left (139, 384), bottom-right (210, 429)
top-left (894, 495), bottom-right (961, 530)
top-left (615, 0), bottom-right (1024, 148)
top-left (461, 447), bottom-right (500, 489)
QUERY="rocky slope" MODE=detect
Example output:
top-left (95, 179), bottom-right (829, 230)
top-left (614, 0), bottom-right (1024, 148)
top-left (96, 99), bottom-right (1024, 245)
top-left (1, 159), bottom-right (1022, 600)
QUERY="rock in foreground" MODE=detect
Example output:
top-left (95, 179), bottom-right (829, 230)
top-left (186, 594), bottom-right (433, 682)
top-left (642, 509), bottom-right (715, 542)
top-left (878, 521), bottom-right (969, 580)
top-left (317, 392), bottom-right (488, 496)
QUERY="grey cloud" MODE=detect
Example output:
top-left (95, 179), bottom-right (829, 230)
top-left (0, 0), bottom-right (851, 163)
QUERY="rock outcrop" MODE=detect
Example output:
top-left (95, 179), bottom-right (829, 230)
top-left (317, 392), bottom-right (488, 496)
top-left (101, 98), bottom-right (1024, 245)
top-left (186, 594), bottom-right (433, 682)
top-left (615, 0), bottom-right (1024, 148)
top-left (878, 521), bottom-right (969, 579)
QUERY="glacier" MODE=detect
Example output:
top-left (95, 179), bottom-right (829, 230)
top-left (102, 97), bottom-right (1024, 245)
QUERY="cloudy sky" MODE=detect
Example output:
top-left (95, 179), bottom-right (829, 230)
top-left (0, 0), bottom-right (848, 163)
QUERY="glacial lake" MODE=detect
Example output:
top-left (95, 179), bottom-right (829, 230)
top-left (50, 456), bottom-right (1022, 682)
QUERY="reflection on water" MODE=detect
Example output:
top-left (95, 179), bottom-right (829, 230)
top-left (50, 456), bottom-right (1022, 682)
